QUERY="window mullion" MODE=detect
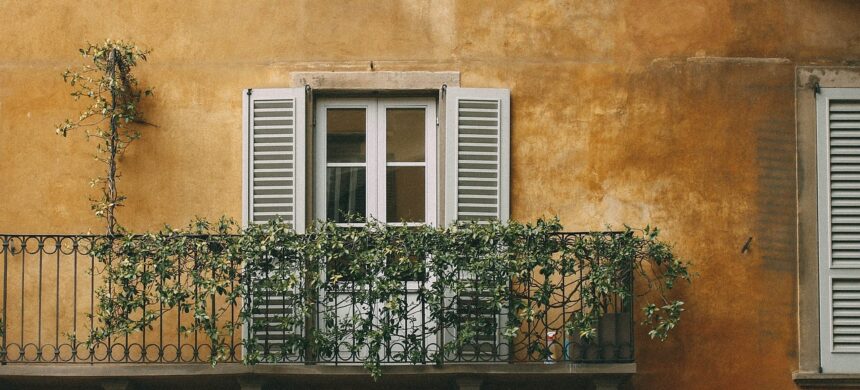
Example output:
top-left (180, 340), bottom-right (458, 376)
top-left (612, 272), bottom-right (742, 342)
top-left (378, 100), bottom-right (388, 224)
top-left (425, 99), bottom-right (437, 227)
top-left (367, 99), bottom-right (381, 223)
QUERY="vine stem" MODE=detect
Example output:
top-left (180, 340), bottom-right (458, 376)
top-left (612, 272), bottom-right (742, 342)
top-left (105, 48), bottom-right (122, 235)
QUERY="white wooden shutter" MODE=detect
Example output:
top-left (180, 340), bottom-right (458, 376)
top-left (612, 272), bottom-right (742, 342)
top-left (443, 87), bottom-right (511, 360)
top-left (243, 88), bottom-right (306, 232)
top-left (444, 87), bottom-right (510, 224)
top-left (818, 88), bottom-right (860, 373)
top-left (242, 87), bottom-right (307, 360)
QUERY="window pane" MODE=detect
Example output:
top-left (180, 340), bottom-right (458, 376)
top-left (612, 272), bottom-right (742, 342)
top-left (386, 166), bottom-right (424, 223)
top-left (327, 108), bottom-right (366, 163)
top-left (327, 167), bottom-right (366, 222)
top-left (386, 108), bottom-right (425, 162)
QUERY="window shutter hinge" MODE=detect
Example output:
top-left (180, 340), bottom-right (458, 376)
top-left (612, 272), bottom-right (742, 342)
top-left (246, 89), bottom-right (252, 96)
top-left (813, 82), bottom-right (821, 95)
top-left (818, 366), bottom-right (823, 374)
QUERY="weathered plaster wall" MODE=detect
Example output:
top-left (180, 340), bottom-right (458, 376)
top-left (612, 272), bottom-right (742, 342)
top-left (2, 1), bottom-right (860, 389)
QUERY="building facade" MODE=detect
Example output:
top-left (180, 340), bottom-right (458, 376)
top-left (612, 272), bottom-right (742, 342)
top-left (1, 1), bottom-right (860, 389)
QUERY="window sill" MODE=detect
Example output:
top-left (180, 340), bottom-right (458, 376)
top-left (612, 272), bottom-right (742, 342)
top-left (794, 372), bottom-right (860, 388)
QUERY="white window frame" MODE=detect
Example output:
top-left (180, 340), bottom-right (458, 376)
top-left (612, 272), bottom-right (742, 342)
top-left (314, 97), bottom-right (437, 227)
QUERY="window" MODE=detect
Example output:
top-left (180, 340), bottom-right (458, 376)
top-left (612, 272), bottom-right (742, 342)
top-left (314, 97), bottom-right (437, 226)
top-left (242, 85), bottom-right (510, 232)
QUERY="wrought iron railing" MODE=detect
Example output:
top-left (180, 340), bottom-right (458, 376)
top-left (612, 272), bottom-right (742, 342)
top-left (0, 233), bottom-right (633, 365)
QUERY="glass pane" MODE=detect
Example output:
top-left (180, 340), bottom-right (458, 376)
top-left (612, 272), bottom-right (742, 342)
top-left (386, 166), bottom-right (424, 223)
top-left (327, 167), bottom-right (366, 222)
top-left (327, 108), bottom-right (366, 163)
top-left (386, 108), bottom-right (425, 162)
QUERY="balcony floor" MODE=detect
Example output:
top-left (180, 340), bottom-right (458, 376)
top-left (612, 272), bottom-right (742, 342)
top-left (0, 362), bottom-right (635, 390)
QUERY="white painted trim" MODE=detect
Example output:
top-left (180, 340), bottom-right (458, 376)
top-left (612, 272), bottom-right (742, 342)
top-left (295, 90), bottom-right (307, 234)
top-left (426, 98), bottom-right (439, 227)
top-left (316, 97), bottom-right (437, 226)
top-left (499, 89), bottom-right (511, 222)
top-left (240, 90), bottom-right (250, 359)
top-left (818, 89), bottom-right (832, 367)
top-left (377, 97), bottom-right (437, 226)
top-left (242, 90), bottom-right (250, 228)
top-left (315, 96), bottom-right (440, 342)
top-left (443, 91), bottom-right (456, 225)
top-left (315, 98), bottom-right (376, 225)
top-left (377, 100), bottom-right (389, 222)
top-left (386, 162), bottom-right (426, 167)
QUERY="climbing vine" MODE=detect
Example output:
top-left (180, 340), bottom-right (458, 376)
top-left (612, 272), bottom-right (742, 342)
top-left (56, 40), bottom-right (153, 234)
top-left (88, 217), bottom-right (691, 379)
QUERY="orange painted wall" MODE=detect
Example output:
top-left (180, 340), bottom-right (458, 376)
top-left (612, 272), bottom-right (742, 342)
top-left (2, 1), bottom-right (860, 388)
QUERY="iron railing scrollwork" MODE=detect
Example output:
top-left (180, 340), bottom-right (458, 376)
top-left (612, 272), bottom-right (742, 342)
top-left (0, 233), bottom-right (633, 365)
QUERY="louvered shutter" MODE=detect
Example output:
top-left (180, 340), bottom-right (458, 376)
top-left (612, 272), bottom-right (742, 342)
top-left (243, 88), bottom-right (306, 231)
top-left (444, 88), bottom-right (510, 224)
top-left (818, 88), bottom-right (860, 373)
top-left (443, 87), bottom-right (511, 360)
top-left (242, 88), bottom-right (307, 360)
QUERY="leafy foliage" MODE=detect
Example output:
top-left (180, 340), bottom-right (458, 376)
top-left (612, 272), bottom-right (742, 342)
top-left (88, 218), bottom-right (691, 378)
top-left (56, 40), bottom-right (153, 234)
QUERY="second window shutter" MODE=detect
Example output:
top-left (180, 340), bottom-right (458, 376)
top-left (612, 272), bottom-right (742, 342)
top-left (444, 87), bottom-right (511, 225)
top-left (442, 87), bottom-right (512, 361)
top-left (243, 87), bottom-right (306, 232)
top-left (242, 87), bottom-right (307, 360)
top-left (818, 88), bottom-right (860, 373)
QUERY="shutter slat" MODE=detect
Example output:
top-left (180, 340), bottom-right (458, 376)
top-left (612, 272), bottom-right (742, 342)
top-left (831, 165), bottom-right (860, 173)
top-left (832, 139), bottom-right (860, 147)
top-left (831, 102), bottom-right (860, 111)
top-left (832, 147), bottom-right (860, 156)
top-left (832, 207), bottom-right (860, 215)
top-left (830, 121), bottom-right (860, 129)
top-left (459, 142), bottom-right (499, 148)
top-left (458, 133), bottom-right (499, 139)
top-left (832, 113), bottom-right (860, 121)
top-left (832, 156), bottom-right (860, 164)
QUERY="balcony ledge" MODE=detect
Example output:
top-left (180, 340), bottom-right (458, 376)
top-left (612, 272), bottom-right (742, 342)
top-left (0, 362), bottom-right (635, 378)
top-left (793, 371), bottom-right (860, 388)
top-left (0, 363), bottom-right (635, 389)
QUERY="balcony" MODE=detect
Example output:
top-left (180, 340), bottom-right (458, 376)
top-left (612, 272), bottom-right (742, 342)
top-left (0, 231), bottom-right (635, 389)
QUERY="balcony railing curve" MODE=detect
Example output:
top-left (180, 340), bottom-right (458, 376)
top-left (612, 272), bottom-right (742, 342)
top-left (0, 232), bottom-right (633, 365)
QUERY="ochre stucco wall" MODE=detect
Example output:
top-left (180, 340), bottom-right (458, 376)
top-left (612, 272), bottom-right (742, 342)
top-left (2, 1), bottom-right (860, 389)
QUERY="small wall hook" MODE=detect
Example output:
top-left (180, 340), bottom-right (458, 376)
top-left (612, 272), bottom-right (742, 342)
top-left (741, 237), bottom-right (753, 254)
